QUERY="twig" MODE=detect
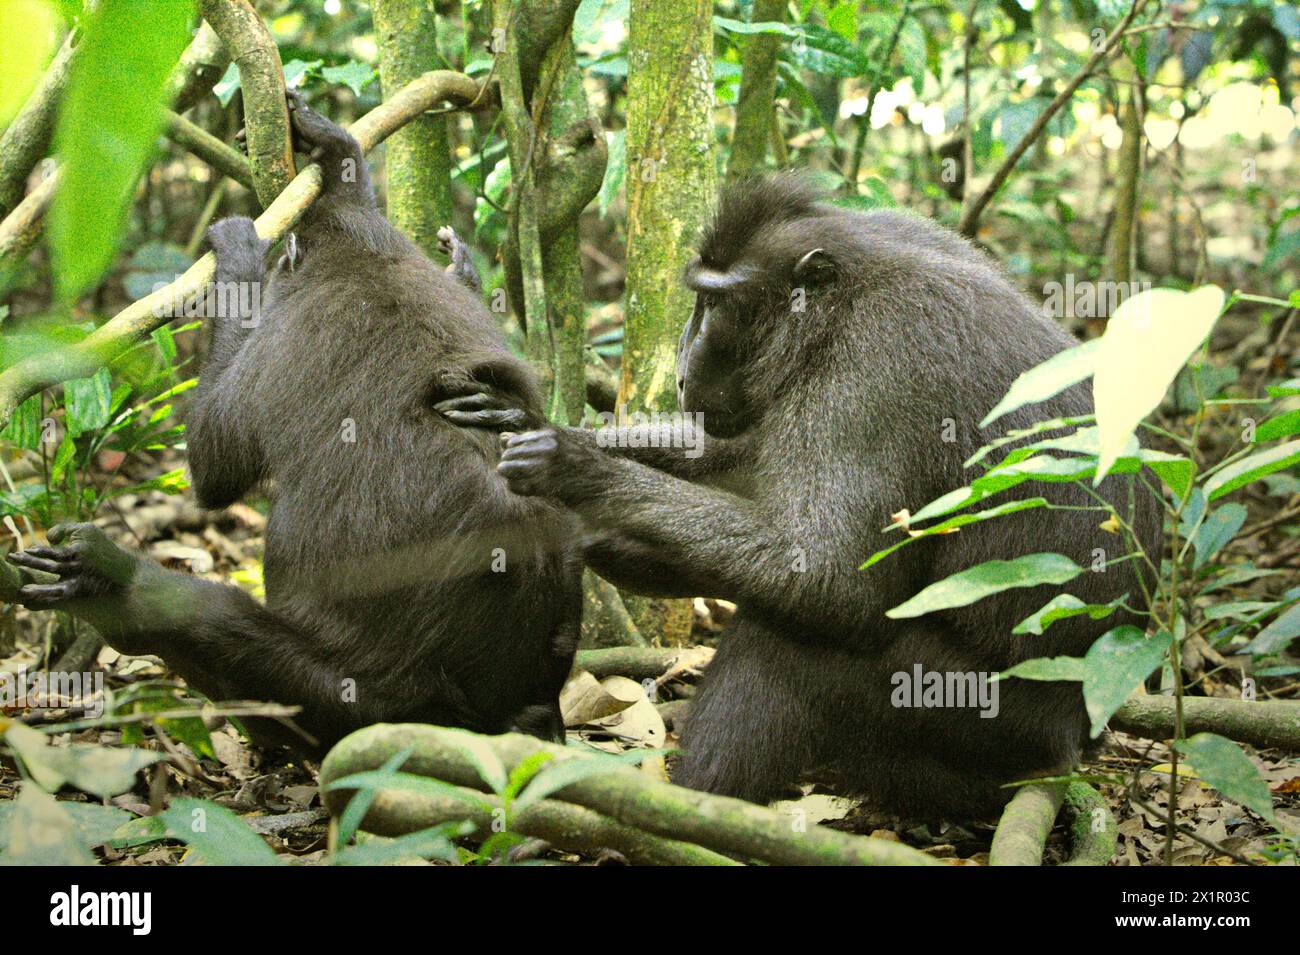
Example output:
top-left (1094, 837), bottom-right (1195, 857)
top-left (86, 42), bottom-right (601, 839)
top-left (957, 0), bottom-right (1145, 237)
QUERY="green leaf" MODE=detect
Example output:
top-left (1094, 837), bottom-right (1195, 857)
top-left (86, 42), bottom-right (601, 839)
top-left (981, 339), bottom-right (1099, 427)
top-left (0, 784), bottom-right (96, 866)
top-left (1082, 626), bottom-right (1172, 737)
top-left (443, 728), bottom-right (508, 794)
top-left (1174, 734), bottom-right (1276, 823)
top-left (335, 746), bottom-right (413, 849)
top-left (160, 797), bottom-right (283, 866)
top-left (1000, 654), bottom-right (1089, 682)
top-left (598, 129), bottom-right (625, 217)
top-left (282, 58), bottom-right (323, 90)
top-left (513, 755), bottom-right (630, 812)
top-left (787, 24), bottom-right (872, 77)
top-left (5, 723), bottom-right (164, 798)
top-left (1255, 409), bottom-right (1300, 443)
top-left (0, 0), bottom-right (60, 126)
top-left (49, 0), bottom-right (195, 301)
top-left (1240, 601), bottom-right (1300, 656)
top-left (887, 553), bottom-right (1084, 619)
top-left (1191, 502), bottom-right (1246, 570)
top-left (1093, 286), bottom-right (1225, 480)
top-left (64, 367), bottom-right (112, 436)
top-left (1012, 593), bottom-right (1127, 635)
top-left (49, 430), bottom-right (75, 483)
top-left (332, 822), bottom-right (472, 866)
top-left (1205, 440), bottom-right (1300, 501)
top-left (0, 797), bottom-right (130, 852)
top-left (320, 61), bottom-right (376, 97)
top-left (0, 394), bottom-right (44, 452)
top-left (826, 2), bottom-right (857, 41)
top-left (1266, 378), bottom-right (1300, 398)
top-left (861, 498), bottom-right (1049, 569)
top-left (712, 15), bottom-right (798, 37)
top-left (324, 770), bottom-right (495, 815)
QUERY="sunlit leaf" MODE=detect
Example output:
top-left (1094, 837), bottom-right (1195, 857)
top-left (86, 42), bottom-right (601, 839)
top-left (50, 0), bottom-right (194, 301)
top-left (0, 0), bottom-right (61, 127)
top-left (1093, 286), bottom-right (1225, 481)
top-left (887, 553), bottom-right (1084, 619)
top-left (1205, 440), bottom-right (1300, 501)
top-left (981, 339), bottom-right (1099, 427)
top-left (1012, 593), bottom-right (1127, 636)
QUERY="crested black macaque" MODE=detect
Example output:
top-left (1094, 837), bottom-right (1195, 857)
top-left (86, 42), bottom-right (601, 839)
top-left (9, 93), bottom-right (580, 754)
top-left (497, 174), bottom-right (1161, 820)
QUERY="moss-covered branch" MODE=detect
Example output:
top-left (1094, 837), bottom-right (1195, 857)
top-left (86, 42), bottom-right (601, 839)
top-left (1060, 782), bottom-right (1116, 866)
top-left (333, 779), bottom-right (736, 865)
top-left (320, 724), bottom-right (939, 866)
top-left (1112, 694), bottom-right (1300, 751)
top-left (727, 0), bottom-right (786, 179)
top-left (163, 110), bottom-right (254, 189)
top-left (198, 0), bottom-right (294, 206)
top-left (989, 781), bottom-right (1065, 866)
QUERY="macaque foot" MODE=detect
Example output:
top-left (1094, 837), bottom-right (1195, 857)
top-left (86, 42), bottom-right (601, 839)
top-left (435, 390), bottom-right (531, 432)
top-left (286, 89), bottom-right (357, 161)
top-left (437, 225), bottom-right (482, 292)
top-left (6, 523), bottom-right (136, 610)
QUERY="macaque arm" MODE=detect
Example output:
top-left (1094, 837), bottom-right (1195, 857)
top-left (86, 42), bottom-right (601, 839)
top-left (563, 423), bottom-right (747, 480)
top-left (512, 435), bottom-right (883, 635)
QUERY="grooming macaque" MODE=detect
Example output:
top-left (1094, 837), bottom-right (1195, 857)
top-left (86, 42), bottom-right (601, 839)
top-left (496, 175), bottom-right (1160, 819)
top-left (9, 93), bottom-right (580, 754)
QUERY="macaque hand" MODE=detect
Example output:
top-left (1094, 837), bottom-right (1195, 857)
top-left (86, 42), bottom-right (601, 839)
top-left (497, 429), bottom-right (588, 498)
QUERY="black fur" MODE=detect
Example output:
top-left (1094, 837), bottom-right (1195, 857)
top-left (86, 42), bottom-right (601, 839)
top-left (10, 94), bottom-right (580, 755)
top-left (499, 175), bottom-right (1161, 819)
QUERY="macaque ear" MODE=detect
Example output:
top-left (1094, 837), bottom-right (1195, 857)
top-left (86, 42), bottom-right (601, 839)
top-left (793, 248), bottom-right (836, 286)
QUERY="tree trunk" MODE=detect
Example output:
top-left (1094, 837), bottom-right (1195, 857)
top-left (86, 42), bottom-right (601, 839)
top-left (619, 0), bottom-right (715, 644)
top-left (373, 0), bottom-right (454, 259)
top-left (727, 0), bottom-right (785, 179)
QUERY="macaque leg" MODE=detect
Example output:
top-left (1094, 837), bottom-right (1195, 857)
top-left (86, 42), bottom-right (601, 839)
top-left (673, 622), bottom-right (819, 803)
top-left (285, 90), bottom-right (374, 210)
top-left (8, 524), bottom-right (373, 753)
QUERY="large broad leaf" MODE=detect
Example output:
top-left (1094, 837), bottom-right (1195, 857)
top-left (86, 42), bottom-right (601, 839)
top-left (1000, 626), bottom-right (1172, 738)
top-left (49, 0), bottom-right (194, 301)
top-left (1255, 409), bottom-right (1300, 443)
top-left (1205, 440), bottom-right (1300, 501)
top-left (160, 798), bottom-right (282, 866)
top-left (1175, 734), bottom-right (1276, 823)
top-left (4, 723), bottom-right (162, 798)
top-left (886, 553), bottom-right (1084, 619)
top-left (982, 339), bottom-right (1099, 427)
top-left (0, 799), bottom-right (130, 852)
top-left (0, 0), bottom-right (60, 126)
top-left (1093, 286), bottom-right (1225, 481)
top-left (0, 784), bottom-right (96, 866)
top-left (1191, 502), bottom-right (1247, 570)
top-left (1081, 627), bottom-right (1172, 737)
